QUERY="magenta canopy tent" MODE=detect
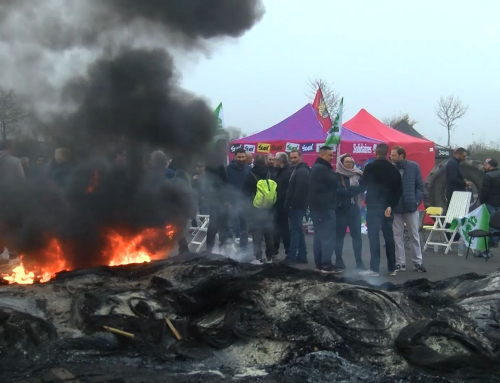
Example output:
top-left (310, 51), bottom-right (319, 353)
top-left (231, 104), bottom-right (380, 144)
top-left (229, 104), bottom-right (380, 165)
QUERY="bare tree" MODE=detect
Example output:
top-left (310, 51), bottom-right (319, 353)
top-left (382, 112), bottom-right (418, 128)
top-left (0, 87), bottom-right (26, 140)
top-left (307, 77), bottom-right (341, 115)
top-left (435, 95), bottom-right (468, 147)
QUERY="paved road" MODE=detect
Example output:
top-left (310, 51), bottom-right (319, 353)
top-left (280, 232), bottom-right (500, 284)
top-left (191, 228), bottom-right (499, 285)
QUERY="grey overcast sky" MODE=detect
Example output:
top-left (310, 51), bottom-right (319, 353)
top-left (181, 0), bottom-right (500, 147)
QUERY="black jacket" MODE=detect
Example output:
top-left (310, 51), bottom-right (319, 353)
top-left (243, 165), bottom-right (270, 200)
top-left (393, 160), bottom-right (424, 214)
top-left (45, 159), bottom-right (74, 189)
top-left (480, 168), bottom-right (500, 207)
top-left (274, 164), bottom-right (293, 212)
top-left (268, 165), bottom-right (277, 179)
top-left (307, 157), bottom-right (338, 211)
top-left (337, 174), bottom-right (365, 210)
top-left (227, 161), bottom-right (250, 191)
top-left (205, 164), bottom-right (229, 205)
top-left (361, 157), bottom-right (402, 210)
top-left (285, 162), bottom-right (310, 210)
top-left (445, 156), bottom-right (466, 196)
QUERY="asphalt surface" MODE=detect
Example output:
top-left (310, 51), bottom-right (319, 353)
top-left (282, 232), bottom-right (500, 284)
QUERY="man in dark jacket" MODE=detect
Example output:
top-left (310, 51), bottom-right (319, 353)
top-left (359, 143), bottom-right (402, 277)
top-left (44, 147), bottom-right (75, 189)
top-left (284, 150), bottom-right (309, 264)
top-left (226, 148), bottom-right (250, 249)
top-left (307, 146), bottom-right (341, 274)
top-left (480, 158), bottom-right (500, 247)
top-left (192, 161), bottom-right (209, 215)
top-left (273, 152), bottom-right (293, 257)
top-left (267, 154), bottom-right (277, 179)
top-left (243, 154), bottom-right (275, 264)
top-left (390, 146), bottom-right (426, 273)
top-left (445, 147), bottom-right (471, 205)
top-left (205, 159), bottom-right (232, 253)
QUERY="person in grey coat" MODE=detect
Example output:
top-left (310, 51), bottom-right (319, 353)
top-left (390, 146), bottom-right (426, 273)
top-left (0, 140), bottom-right (25, 188)
top-left (0, 140), bottom-right (25, 261)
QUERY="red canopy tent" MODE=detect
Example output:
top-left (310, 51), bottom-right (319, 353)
top-left (342, 109), bottom-right (435, 180)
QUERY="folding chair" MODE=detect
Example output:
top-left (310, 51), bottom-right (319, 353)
top-left (189, 215), bottom-right (210, 252)
top-left (423, 191), bottom-right (471, 254)
top-left (466, 210), bottom-right (500, 262)
top-left (419, 207), bottom-right (443, 248)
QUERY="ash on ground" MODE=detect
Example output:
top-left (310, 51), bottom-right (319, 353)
top-left (1, 254), bottom-right (500, 383)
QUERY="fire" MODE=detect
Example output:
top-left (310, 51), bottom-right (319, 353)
top-left (106, 229), bottom-right (156, 266)
top-left (165, 224), bottom-right (175, 240)
top-left (1, 239), bottom-right (67, 285)
top-left (1, 225), bottom-right (177, 285)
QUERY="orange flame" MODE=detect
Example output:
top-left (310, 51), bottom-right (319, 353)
top-left (106, 229), bottom-right (156, 266)
top-left (1, 225), bottom-right (177, 284)
top-left (1, 239), bottom-right (67, 284)
top-left (165, 224), bottom-right (175, 240)
top-left (87, 170), bottom-right (99, 193)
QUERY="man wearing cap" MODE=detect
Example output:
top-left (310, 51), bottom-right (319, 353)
top-left (480, 158), bottom-right (500, 247)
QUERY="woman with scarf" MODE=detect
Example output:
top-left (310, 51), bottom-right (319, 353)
top-left (335, 153), bottom-right (366, 270)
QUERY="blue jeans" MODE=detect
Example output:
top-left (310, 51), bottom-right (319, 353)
top-left (288, 209), bottom-right (307, 261)
top-left (336, 204), bottom-right (362, 265)
top-left (310, 209), bottom-right (336, 269)
top-left (366, 208), bottom-right (395, 273)
top-left (231, 206), bottom-right (248, 249)
top-left (486, 204), bottom-right (499, 245)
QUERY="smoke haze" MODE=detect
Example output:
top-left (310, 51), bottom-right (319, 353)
top-left (0, 0), bottom-right (264, 268)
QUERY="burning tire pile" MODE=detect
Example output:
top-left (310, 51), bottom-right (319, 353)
top-left (1, 255), bottom-right (500, 382)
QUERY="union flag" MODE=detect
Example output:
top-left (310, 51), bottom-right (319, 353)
top-left (312, 88), bottom-right (332, 134)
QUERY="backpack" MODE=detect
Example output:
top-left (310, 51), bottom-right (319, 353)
top-left (252, 172), bottom-right (277, 209)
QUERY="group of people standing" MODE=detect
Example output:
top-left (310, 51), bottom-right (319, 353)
top-left (307, 144), bottom-right (425, 276)
top-left (200, 142), bottom-right (428, 277)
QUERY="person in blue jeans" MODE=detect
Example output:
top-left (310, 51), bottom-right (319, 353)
top-left (480, 158), bottom-right (500, 247)
top-left (283, 150), bottom-right (310, 264)
top-left (307, 146), bottom-right (341, 274)
top-left (359, 144), bottom-right (402, 277)
top-left (227, 148), bottom-right (250, 249)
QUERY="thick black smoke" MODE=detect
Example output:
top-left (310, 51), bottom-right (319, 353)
top-left (0, 0), bottom-right (264, 270)
top-left (60, 49), bottom-right (214, 152)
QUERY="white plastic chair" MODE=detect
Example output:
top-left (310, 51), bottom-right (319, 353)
top-left (423, 191), bottom-right (471, 254)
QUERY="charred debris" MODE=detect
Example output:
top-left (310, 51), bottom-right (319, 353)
top-left (1, 255), bottom-right (500, 382)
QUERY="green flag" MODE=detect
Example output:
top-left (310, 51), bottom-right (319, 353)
top-left (214, 102), bottom-right (224, 129)
top-left (213, 102), bottom-right (227, 147)
top-left (456, 204), bottom-right (491, 252)
top-left (324, 97), bottom-right (343, 147)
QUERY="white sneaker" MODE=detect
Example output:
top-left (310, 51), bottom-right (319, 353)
top-left (395, 264), bottom-right (406, 272)
top-left (234, 237), bottom-right (241, 244)
top-left (264, 258), bottom-right (273, 264)
top-left (359, 270), bottom-right (380, 277)
top-left (251, 259), bottom-right (263, 265)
